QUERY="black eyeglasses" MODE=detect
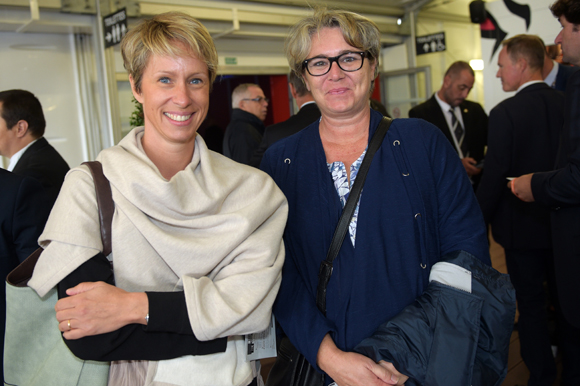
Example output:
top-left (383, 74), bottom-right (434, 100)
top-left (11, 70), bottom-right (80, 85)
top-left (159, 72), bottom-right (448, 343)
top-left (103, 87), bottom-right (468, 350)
top-left (242, 97), bottom-right (269, 103)
top-left (303, 51), bottom-right (367, 76)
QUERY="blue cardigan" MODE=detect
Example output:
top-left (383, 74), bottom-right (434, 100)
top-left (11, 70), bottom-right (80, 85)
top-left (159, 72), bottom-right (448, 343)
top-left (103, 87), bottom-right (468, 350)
top-left (261, 110), bottom-right (490, 382)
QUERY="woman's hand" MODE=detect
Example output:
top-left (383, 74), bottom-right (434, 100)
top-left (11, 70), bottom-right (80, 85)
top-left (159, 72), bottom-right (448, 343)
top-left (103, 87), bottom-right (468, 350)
top-left (55, 281), bottom-right (148, 340)
top-left (378, 361), bottom-right (408, 385)
top-left (317, 335), bottom-right (407, 386)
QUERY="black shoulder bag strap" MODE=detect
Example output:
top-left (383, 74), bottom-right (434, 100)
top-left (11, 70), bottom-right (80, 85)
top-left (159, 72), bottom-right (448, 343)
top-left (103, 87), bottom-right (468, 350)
top-left (7, 161), bottom-right (113, 287)
top-left (316, 116), bottom-right (392, 315)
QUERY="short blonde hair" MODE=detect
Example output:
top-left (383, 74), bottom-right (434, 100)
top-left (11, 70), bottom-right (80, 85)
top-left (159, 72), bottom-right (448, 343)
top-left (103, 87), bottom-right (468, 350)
top-left (285, 7), bottom-right (381, 78)
top-left (121, 12), bottom-right (218, 93)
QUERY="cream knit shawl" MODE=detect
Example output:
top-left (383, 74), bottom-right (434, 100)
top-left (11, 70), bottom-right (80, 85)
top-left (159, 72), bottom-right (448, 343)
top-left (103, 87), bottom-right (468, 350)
top-left (29, 128), bottom-right (287, 386)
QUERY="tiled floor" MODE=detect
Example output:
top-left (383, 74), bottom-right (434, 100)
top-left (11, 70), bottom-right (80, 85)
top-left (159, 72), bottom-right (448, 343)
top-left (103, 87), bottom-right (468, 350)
top-left (259, 233), bottom-right (560, 385)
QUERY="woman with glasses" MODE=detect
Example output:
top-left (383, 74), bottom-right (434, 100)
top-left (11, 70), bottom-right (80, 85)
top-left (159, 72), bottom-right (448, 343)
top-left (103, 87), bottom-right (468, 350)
top-left (261, 7), bottom-right (491, 386)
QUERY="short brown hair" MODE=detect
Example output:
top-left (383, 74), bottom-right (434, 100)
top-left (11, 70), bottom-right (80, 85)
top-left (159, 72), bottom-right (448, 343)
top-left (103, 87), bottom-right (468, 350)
top-left (502, 34), bottom-right (545, 71)
top-left (0, 89), bottom-right (45, 138)
top-left (284, 7), bottom-right (380, 78)
top-left (121, 12), bottom-right (218, 93)
top-left (444, 61), bottom-right (475, 78)
top-left (551, 0), bottom-right (580, 24)
top-left (288, 71), bottom-right (310, 97)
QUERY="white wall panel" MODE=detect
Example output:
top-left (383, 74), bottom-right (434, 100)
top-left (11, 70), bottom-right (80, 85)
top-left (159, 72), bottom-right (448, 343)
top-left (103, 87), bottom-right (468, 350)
top-left (482, 0), bottom-right (563, 113)
top-left (414, 19), bottom-right (484, 107)
top-left (0, 32), bottom-right (85, 169)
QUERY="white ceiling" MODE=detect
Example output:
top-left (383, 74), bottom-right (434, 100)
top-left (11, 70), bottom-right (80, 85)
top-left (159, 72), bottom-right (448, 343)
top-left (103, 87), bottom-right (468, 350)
top-left (0, 0), bottom-right (474, 42)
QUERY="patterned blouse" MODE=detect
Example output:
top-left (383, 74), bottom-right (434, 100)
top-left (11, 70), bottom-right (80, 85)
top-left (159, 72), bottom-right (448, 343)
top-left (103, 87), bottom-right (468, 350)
top-left (327, 149), bottom-right (367, 246)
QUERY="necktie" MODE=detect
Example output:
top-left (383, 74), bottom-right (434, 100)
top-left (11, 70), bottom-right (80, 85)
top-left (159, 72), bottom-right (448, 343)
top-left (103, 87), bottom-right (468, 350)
top-left (449, 108), bottom-right (467, 154)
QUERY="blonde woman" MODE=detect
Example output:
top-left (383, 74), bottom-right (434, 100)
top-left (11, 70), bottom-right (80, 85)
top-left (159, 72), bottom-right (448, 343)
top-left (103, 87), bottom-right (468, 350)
top-left (30, 12), bottom-right (287, 386)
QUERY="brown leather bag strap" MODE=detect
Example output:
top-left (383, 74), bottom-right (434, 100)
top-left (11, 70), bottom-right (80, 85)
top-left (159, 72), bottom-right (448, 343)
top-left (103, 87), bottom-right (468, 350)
top-left (8, 161), bottom-right (114, 287)
top-left (7, 248), bottom-right (43, 287)
top-left (82, 161), bottom-right (114, 256)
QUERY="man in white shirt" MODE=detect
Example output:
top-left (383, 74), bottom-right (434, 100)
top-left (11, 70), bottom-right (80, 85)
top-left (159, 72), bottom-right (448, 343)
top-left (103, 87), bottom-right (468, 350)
top-left (512, 4), bottom-right (580, 383)
top-left (408, 61), bottom-right (488, 188)
top-left (542, 50), bottom-right (578, 91)
top-left (476, 34), bottom-right (566, 386)
top-left (0, 89), bottom-right (69, 206)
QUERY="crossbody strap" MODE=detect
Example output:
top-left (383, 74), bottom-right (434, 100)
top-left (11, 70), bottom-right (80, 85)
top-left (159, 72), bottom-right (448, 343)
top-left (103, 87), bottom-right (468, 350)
top-left (82, 161), bottom-right (114, 256)
top-left (7, 161), bottom-right (113, 286)
top-left (316, 116), bottom-right (393, 315)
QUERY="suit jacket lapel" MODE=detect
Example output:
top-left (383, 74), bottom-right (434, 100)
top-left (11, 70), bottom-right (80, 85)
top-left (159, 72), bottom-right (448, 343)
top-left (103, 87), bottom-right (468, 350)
top-left (428, 95), bottom-right (454, 145)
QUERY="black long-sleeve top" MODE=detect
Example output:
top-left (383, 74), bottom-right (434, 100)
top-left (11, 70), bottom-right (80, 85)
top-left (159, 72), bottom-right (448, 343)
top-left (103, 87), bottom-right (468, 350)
top-left (57, 252), bottom-right (227, 361)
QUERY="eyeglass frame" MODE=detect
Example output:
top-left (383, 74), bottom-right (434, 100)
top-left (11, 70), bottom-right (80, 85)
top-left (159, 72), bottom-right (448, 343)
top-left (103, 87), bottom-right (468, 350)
top-left (242, 96), bottom-right (270, 103)
top-left (302, 51), bottom-right (368, 77)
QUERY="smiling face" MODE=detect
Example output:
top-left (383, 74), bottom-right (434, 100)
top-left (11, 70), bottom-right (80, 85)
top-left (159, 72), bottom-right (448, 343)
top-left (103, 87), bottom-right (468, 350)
top-left (131, 43), bottom-right (210, 152)
top-left (496, 46), bottom-right (523, 92)
top-left (302, 27), bottom-right (376, 119)
top-left (555, 15), bottom-right (580, 66)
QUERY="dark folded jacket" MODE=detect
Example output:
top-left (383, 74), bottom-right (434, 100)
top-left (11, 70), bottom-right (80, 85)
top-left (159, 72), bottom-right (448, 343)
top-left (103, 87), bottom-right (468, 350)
top-left (355, 250), bottom-right (516, 386)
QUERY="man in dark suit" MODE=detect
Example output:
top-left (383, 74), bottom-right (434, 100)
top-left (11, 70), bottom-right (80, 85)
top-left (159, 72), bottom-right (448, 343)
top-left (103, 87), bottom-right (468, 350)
top-left (223, 83), bottom-right (269, 165)
top-left (478, 34), bottom-right (566, 386)
top-left (543, 51), bottom-right (579, 91)
top-left (409, 61), bottom-right (488, 188)
top-left (0, 89), bottom-right (69, 207)
top-left (512, 3), bottom-right (580, 384)
top-left (250, 72), bottom-right (321, 167)
top-left (0, 169), bottom-right (51, 380)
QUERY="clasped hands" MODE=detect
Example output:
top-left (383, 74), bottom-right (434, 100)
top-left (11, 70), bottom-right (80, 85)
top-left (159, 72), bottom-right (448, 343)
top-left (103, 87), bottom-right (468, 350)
top-left (317, 334), bottom-right (408, 386)
top-left (55, 281), bottom-right (148, 340)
